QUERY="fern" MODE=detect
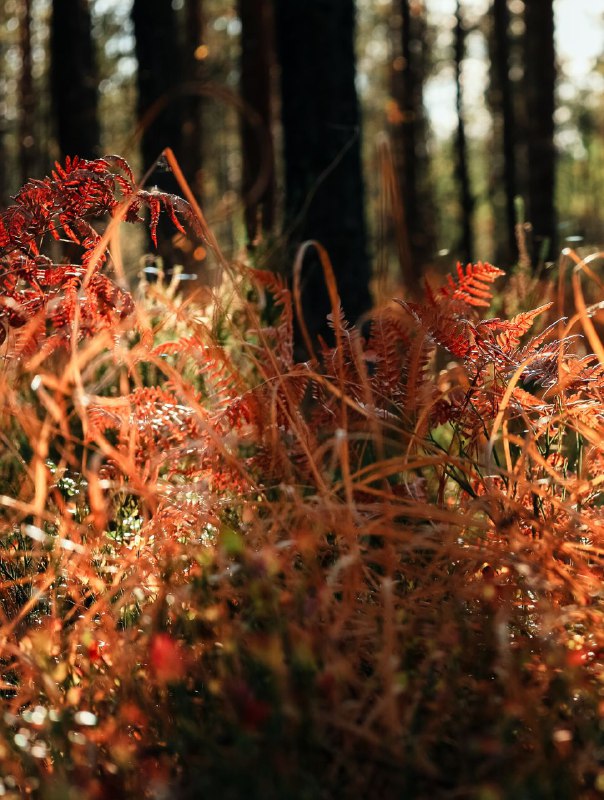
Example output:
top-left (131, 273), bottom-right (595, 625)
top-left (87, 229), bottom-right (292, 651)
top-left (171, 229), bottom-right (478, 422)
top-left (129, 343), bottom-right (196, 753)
top-left (0, 155), bottom-right (192, 356)
top-left (438, 261), bottom-right (505, 308)
top-left (2, 182), bottom-right (604, 800)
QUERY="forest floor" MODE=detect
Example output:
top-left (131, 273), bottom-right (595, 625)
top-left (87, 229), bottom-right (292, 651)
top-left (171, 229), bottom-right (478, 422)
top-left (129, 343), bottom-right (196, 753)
top-left (0, 157), bottom-right (603, 798)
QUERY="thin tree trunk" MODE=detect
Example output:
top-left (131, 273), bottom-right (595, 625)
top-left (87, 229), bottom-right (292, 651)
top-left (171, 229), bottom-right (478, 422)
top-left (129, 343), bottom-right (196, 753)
top-left (524, 0), bottom-right (556, 264)
top-left (400, 0), bottom-right (416, 221)
top-left (490, 0), bottom-right (518, 265)
top-left (50, 0), bottom-right (100, 160)
top-left (239, 0), bottom-right (276, 246)
top-left (274, 0), bottom-right (371, 346)
top-left (182, 0), bottom-right (204, 199)
top-left (0, 1), bottom-right (8, 202)
top-left (454, 0), bottom-right (474, 264)
top-left (0, 96), bottom-right (7, 204)
top-left (132, 0), bottom-right (184, 267)
top-left (19, 0), bottom-right (35, 182)
top-left (390, 0), bottom-right (433, 277)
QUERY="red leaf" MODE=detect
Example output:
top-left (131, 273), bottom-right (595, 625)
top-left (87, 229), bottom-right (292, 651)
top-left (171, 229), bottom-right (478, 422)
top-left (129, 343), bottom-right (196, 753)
top-left (149, 633), bottom-right (186, 684)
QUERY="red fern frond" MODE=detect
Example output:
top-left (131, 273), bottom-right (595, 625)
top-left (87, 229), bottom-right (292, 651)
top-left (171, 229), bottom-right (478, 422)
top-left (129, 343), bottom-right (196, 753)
top-left (403, 331), bottom-right (435, 415)
top-left (439, 261), bottom-right (505, 308)
top-left (397, 300), bottom-right (476, 360)
top-left (249, 269), bottom-right (294, 370)
top-left (367, 309), bottom-right (409, 401)
top-left (477, 302), bottom-right (553, 353)
top-left (0, 156), bottom-right (194, 353)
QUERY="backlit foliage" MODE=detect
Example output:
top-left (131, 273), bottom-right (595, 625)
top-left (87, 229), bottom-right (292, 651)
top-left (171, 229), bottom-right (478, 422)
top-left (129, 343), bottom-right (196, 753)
top-left (0, 159), bottom-right (603, 798)
top-left (0, 155), bottom-right (190, 357)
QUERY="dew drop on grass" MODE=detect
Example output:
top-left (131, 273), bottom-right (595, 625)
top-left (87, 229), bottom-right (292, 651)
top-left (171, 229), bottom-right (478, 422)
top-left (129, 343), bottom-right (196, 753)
top-left (74, 711), bottom-right (97, 727)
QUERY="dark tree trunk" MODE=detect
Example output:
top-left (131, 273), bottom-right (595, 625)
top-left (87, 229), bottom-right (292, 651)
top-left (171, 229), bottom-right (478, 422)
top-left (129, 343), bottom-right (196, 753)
top-left (0, 1), bottom-right (8, 203)
top-left (182, 0), bottom-right (204, 199)
top-left (19, 0), bottom-right (35, 182)
top-left (274, 0), bottom-right (371, 345)
top-left (0, 94), bottom-right (7, 204)
top-left (489, 0), bottom-right (518, 265)
top-left (132, 0), bottom-right (185, 266)
top-left (524, 0), bottom-right (556, 264)
top-left (454, 0), bottom-right (474, 264)
top-left (50, 0), bottom-right (100, 161)
top-left (239, 0), bottom-right (276, 246)
top-left (132, 0), bottom-right (183, 171)
top-left (390, 0), bottom-right (434, 278)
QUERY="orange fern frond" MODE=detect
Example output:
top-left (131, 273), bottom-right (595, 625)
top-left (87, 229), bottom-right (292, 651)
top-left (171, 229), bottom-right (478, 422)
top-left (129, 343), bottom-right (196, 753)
top-left (477, 302), bottom-right (553, 353)
top-left (397, 300), bottom-right (476, 361)
top-left (249, 268), bottom-right (294, 370)
top-left (0, 156), bottom-right (193, 353)
top-left (438, 261), bottom-right (505, 308)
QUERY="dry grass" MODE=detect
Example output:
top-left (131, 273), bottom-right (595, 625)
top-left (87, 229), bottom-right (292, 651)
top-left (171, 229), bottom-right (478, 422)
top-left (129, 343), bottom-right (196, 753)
top-left (0, 156), bottom-right (603, 798)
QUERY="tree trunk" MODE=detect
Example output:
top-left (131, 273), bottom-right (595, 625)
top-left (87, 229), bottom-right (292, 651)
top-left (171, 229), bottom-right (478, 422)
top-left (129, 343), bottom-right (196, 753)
top-left (19, 0), bottom-right (35, 182)
top-left (274, 0), bottom-right (371, 345)
top-left (454, 0), bottom-right (474, 264)
top-left (132, 0), bottom-right (184, 267)
top-left (390, 0), bottom-right (434, 278)
top-left (524, 0), bottom-right (556, 264)
top-left (182, 0), bottom-right (204, 199)
top-left (50, 0), bottom-right (100, 160)
top-left (239, 0), bottom-right (276, 246)
top-left (131, 0), bottom-right (183, 171)
top-left (489, 0), bottom-right (518, 265)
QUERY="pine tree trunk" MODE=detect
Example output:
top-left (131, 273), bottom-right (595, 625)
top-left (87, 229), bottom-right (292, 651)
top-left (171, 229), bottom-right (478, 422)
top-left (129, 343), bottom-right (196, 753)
top-left (274, 0), bottom-right (371, 345)
top-left (454, 0), bottom-right (474, 264)
top-left (50, 0), bottom-right (100, 160)
top-left (19, 0), bottom-right (35, 182)
top-left (390, 0), bottom-right (434, 278)
top-left (132, 0), bottom-right (184, 267)
top-left (239, 0), bottom-right (276, 246)
top-left (524, 0), bottom-right (556, 264)
top-left (182, 0), bottom-right (204, 199)
top-left (489, 0), bottom-right (518, 265)
top-left (131, 0), bottom-right (183, 171)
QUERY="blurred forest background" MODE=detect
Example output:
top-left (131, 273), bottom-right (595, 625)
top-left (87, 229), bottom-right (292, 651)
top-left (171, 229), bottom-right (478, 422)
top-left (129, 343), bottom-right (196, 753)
top-left (0, 0), bottom-right (602, 337)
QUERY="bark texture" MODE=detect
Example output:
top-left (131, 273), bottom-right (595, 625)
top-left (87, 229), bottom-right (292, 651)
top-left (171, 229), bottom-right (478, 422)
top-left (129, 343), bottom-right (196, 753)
top-left (275, 0), bottom-right (371, 345)
top-left (50, 0), bottom-right (100, 160)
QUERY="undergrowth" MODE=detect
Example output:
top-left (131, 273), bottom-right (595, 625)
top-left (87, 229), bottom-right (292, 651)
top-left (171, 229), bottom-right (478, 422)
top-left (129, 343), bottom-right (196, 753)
top-left (0, 155), bottom-right (603, 798)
